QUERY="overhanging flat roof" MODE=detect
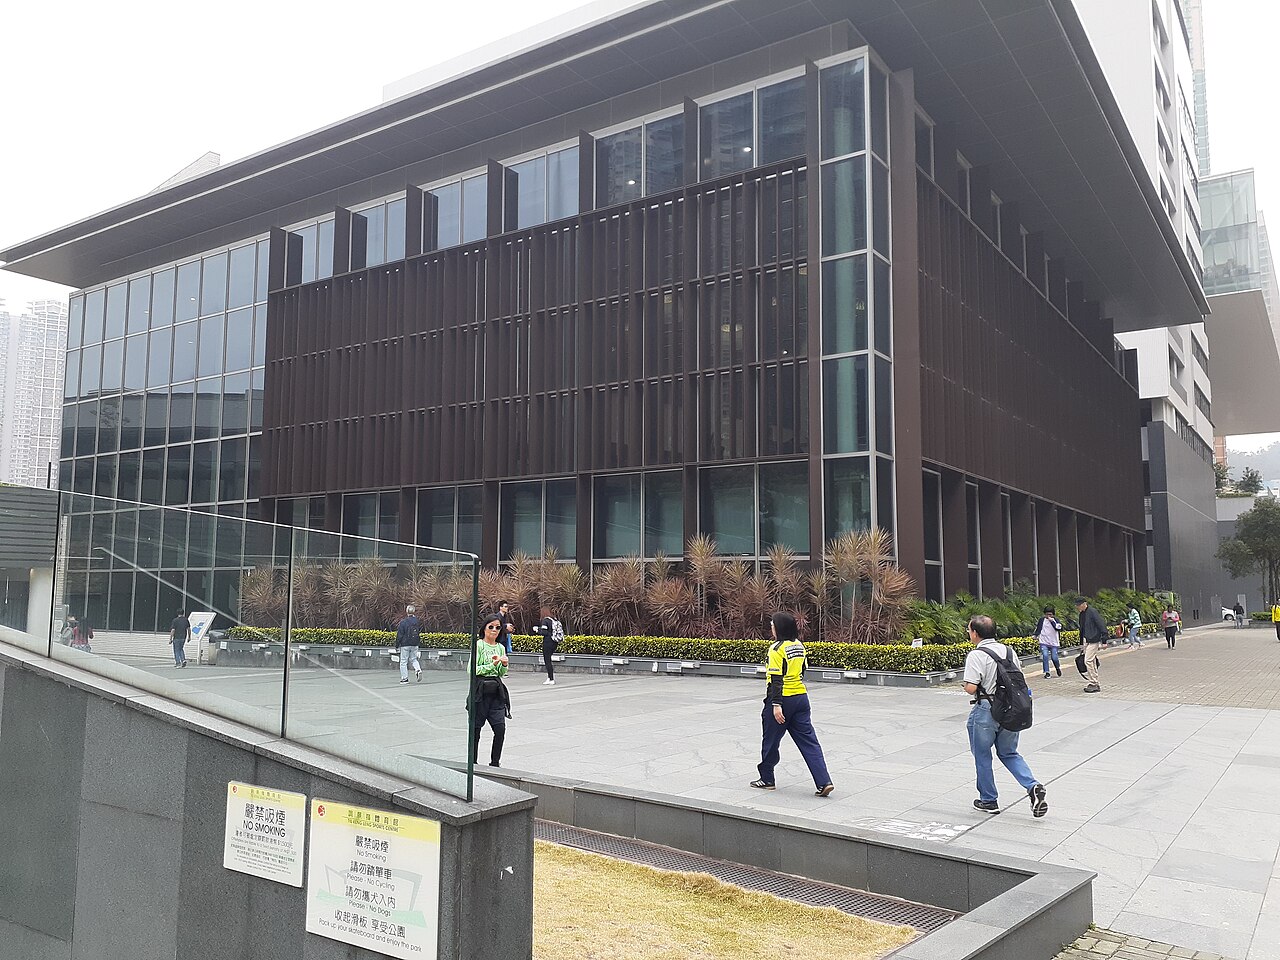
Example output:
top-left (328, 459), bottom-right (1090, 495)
top-left (1, 0), bottom-right (1207, 330)
top-left (1206, 289), bottom-right (1280, 436)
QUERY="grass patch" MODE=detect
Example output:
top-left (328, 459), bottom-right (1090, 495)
top-left (533, 840), bottom-right (918, 960)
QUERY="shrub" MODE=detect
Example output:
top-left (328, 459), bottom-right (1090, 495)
top-left (1252, 611), bottom-right (1272, 621)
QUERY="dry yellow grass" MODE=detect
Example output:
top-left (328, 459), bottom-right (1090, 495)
top-left (533, 840), bottom-right (918, 960)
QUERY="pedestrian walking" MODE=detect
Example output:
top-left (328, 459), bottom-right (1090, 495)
top-left (750, 613), bottom-right (835, 797)
top-left (1076, 597), bottom-right (1107, 693)
top-left (1272, 601), bottom-right (1280, 641)
top-left (963, 615), bottom-right (1048, 817)
top-left (396, 605), bottom-right (422, 684)
top-left (1126, 604), bottom-right (1143, 647)
top-left (168, 610), bottom-right (190, 667)
top-left (531, 605), bottom-right (564, 685)
top-left (471, 616), bottom-right (511, 768)
top-left (1233, 602), bottom-right (1246, 629)
top-left (58, 614), bottom-right (76, 646)
top-left (1161, 604), bottom-right (1181, 649)
top-left (1034, 605), bottom-right (1063, 678)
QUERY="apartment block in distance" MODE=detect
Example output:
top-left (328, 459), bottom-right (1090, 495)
top-left (0, 0), bottom-right (1209, 630)
top-left (0, 299), bottom-right (67, 488)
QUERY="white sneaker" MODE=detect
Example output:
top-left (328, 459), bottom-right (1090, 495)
top-left (543, 679), bottom-right (555, 685)
top-left (415, 667), bottom-right (422, 682)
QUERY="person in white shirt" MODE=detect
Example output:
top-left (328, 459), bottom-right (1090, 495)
top-left (962, 615), bottom-right (1048, 817)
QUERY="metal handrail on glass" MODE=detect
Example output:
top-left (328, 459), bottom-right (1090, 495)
top-left (0, 484), bottom-right (480, 800)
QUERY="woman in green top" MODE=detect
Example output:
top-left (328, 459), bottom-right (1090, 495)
top-left (473, 616), bottom-right (511, 768)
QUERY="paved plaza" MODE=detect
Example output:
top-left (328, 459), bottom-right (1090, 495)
top-left (50, 621), bottom-right (1280, 959)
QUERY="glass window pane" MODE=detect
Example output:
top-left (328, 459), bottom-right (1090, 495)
top-left (127, 276), bottom-right (151, 335)
top-left (95, 455), bottom-right (118, 498)
top-left (821, 255), bottom-right (868, 354)
top-left (143, 392), bottom-right (168, 447)
top-left (255, 241), bottom-right (271, 302)
top-left (147, 327), bottom-right (173, 388)
top-left (68, 295), bottom-right (85, 348)
top-left (872, 160), bottom-right (889, 256)
top-left (759, 76), bottom-right (807, 165)
top-left (150, 269), bottom-right (175, 328)
top-left (821, 156), bottom-right (867, 255)
top-left (96, 396), bottom-right (121, 455)
top-left (165, 445), bottom-right (191, 505)
top-left (253, 305), bottom-right (267, 368)
top-left (547, 147), bottom-right (579, 221)
top-left (915, 116), bottom-right (933, 176)
top-left (461, 175), bottom-right (488, 243)
top-left (73, 458), bottom-right (94, 494)
top-left (295, 225), bottom-right (318, 284)
top-left (596, 128), bottom-right (642, 207)
top-left (417, 488), bottom-right (456, 549)
top-left (875, 355), bottom-right (893, 454)
top-left (141, 449), bottom-right (165, 503)
top-left (377, 491), bottom-right (401, 542)
top-left (222, 372), bottom-right (250, 438)
top-left (120, 394), bottom-right (144, 450)
top-left (824, 457), bottom-right (871, 539)
top-left (191, 441), bottom-right (218, 503)
top-left (593, 474), bottom-right (641, 559)
top-left (172, 321), bottom-right (198, 383)
top-left (922, 472), bottom-right (942, 561)
top-left (759, 462), bottom-right (810, 554)
top-left (431, 182), bottom-right (462, 249)
top-left (197, 315), bottom-right (225, 378)
top-left (363, 204), bottom-right (387, 267)
top-left (61, 405), bottom-right (76, 456)
top-left (80, 343), bottom-right (102, 396)
top-left (317, 220), bottom-right (335, 280)
top-left (509, 156), bottom-right (546, 230)
top-left (83, 289), bottom-right (105, 344)
top-left (700, 92), bottom-right (754, 180)
top-left (194, 378), bottom-right (221, 441)
top-left (201, 252), bottom-right (228, 315)
top-left (500, 481), bottom-right (542, 559)
top-left (646, 114), bottom-right (686, 195)
top-left (123, 334), bottom-right (147, 392)
top-left (64, 351), bottom-right (81, 400)
top-left (457, 485), bottom-right (483, 555)
top-left (545, 479), bottom-right (576, 560)
top-left (246, 435), bottom-right (261, 502)
top-left (822, 356), bottom-right (869, 453)
top-left (821, 57), bottom-right (866, 160)
top-left (873, 257), bottom-right (891, 354)
top-left (117, 451), bottom-right (141, 502)
top-left (225, 308), bottom-right (253, 372)
top-left (250, 369), bottom-right (264, 432)
top-left (644, 471), bottom-right (684, 557)
top-left (170, 383), bottom-right (194, 444)
top-left (218, 437), bottom-right (246, 501)
top-left (699, 465), bottom-right (755, 555)
top-left (104, 283), bottom-right (127, 340)
top-left (175, 262), bottom-right (200, 321)
top-left (870, 67), bottom-right (888, 160)
top-left (228, 244), bottom-right (256, 309)
top-left (100, 339), bottom-right (124, 394)
top-left (385, 198), bottom-right (406, 262)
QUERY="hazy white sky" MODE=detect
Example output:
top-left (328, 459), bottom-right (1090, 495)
top-left (1, 0), bottom-right (1275, 446)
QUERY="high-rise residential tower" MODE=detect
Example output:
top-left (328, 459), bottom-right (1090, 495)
top-left (1185, 0), bottom-right (1211, 176)
top-left (0, 299), bottom-right (68, 487)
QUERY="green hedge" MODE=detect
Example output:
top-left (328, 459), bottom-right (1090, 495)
top-left (226, 626), bottom-right (1125, 673)
top-left (1252, 611), bottom-right (1273, 622)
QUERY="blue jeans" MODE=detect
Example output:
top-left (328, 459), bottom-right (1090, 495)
top-left (398, 646), bottom-right (421, 680)
top-left (758, 693), bottom-right (832, 789)
top-left (967, 702), bottom-right (1038, 803)
top-left (172, 640), bottom-right (186, 665)
top-left (1127, 625), bottom-right (1141, 645)
top-left (1039, 644), bottom-right (1059, 674)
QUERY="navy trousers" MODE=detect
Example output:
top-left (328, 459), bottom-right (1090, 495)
top-left (758, 693), bottom-right (832, 788)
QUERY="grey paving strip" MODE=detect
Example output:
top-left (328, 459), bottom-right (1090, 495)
top-left (533, 819), bottom-right (955, 933)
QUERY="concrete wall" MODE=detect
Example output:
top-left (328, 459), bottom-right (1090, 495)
top-left (0, 642), bottom-right (536, 960)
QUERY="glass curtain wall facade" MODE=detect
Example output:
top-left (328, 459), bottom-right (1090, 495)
top-left (817, 54), bottom-right (895, 542)
top-left (58, 239), bottom-right (269, 630)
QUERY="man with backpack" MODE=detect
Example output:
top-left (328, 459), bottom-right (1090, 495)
top-left (532, 605), bottom-right (564, 685)
top-left (962, 615), bottom-right (1048, 818)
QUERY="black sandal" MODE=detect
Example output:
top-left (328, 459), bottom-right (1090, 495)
top-left (749, 779), bottom-right (776, 790)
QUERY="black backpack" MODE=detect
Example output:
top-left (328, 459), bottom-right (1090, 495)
top-left (977, 647), bottom-right (1034, 731)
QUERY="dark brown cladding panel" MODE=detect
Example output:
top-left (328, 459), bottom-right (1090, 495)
top-left (263, 160), bottom-right (811, 498)
top-left (916, 176), bottom-right (1144, 532)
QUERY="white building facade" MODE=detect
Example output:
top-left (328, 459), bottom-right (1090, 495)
top-left (0, 299), bottom-right (68, 488)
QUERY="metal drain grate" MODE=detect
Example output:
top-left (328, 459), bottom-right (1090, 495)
top-left (535, 820), bottom-right (956, 933)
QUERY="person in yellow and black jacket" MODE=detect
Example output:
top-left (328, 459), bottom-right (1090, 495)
top-left (1272, 602), bottom-right (1280, 642)
top-left (750, 613), bottom-right (836, 797)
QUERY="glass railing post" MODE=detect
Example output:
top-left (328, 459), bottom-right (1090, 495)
top-left (281, 529), bottom-right (296, 738)
top-left (46, 488), bottom-right (62, 659)
top-left (466, 556), bottom-right (480, 803)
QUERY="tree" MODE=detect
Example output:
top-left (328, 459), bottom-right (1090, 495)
top-left (1214, 461), bottom-right (1231, 492)
top-left (1239, 467), bottom-right (1265, 495)
top-left (1216, 496), bottom-right (1280, 605)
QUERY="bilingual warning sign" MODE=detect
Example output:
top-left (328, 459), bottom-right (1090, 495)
top-left (222, 781), bottom-right (306, 886)
top-left (304, 798), bottom-right (441, 960)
